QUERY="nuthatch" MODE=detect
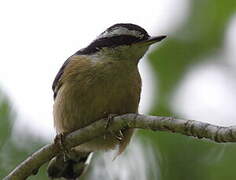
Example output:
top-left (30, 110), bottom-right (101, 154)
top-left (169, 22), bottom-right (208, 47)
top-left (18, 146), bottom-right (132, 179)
top-left (47, 23), bottom-right (166, 179)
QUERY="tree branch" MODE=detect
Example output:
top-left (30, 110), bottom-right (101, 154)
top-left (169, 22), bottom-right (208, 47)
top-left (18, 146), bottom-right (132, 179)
top-left (4, 113), bottom-right (236, 180)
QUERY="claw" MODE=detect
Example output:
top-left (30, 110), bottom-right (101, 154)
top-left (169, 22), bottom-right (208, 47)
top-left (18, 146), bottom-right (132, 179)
top-left (115, 135), bottom-right (123, 141)
top-left (115, 130), bottom-right (124, 141)
top-left (119, 130), bottom-right (124, 138)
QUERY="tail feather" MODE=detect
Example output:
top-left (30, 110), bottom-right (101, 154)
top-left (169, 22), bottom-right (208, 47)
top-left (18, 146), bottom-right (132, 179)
top-left (47, 152), bottom-right (92, 179)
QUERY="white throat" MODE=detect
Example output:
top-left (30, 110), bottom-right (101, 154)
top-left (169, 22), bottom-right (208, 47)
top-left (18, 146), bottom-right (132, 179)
top-left (88, 44), bottom-right (149, 63)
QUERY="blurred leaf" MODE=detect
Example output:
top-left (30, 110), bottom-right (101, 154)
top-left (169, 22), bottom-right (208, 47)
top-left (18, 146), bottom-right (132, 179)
top-left (141, 0), bottom-right (236, 180)
top-left (0, 88), bottom-right (48, 179)
top-left (0, 90), bottom-right (13, 149)
top-left (149, 0), bottom-right (236, 114)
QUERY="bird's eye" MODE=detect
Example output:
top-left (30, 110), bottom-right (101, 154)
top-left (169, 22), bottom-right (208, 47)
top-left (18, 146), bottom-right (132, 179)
top-left (76, 34), bottom-right (148, 55)
top-left (96, 35), bottom-right (144, 48)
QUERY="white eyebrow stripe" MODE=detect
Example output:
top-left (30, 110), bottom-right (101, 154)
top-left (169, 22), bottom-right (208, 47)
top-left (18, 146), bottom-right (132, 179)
top-left (98, 27), bottom-right (144, 39)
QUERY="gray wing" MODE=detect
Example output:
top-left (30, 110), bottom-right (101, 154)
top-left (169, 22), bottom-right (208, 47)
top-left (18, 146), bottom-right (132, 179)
top-left (52, 58), bottom-right (71, 99)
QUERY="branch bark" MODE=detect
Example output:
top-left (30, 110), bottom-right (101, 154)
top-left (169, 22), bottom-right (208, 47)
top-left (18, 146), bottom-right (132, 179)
top-left (4, 113), bottom-right (236, 180)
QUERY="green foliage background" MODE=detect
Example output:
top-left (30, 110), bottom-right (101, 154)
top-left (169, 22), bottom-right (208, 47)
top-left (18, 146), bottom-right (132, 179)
top-left (140, 0), bottom-right (236, 180)
top-left (0, 0), bottom-right (236, 179)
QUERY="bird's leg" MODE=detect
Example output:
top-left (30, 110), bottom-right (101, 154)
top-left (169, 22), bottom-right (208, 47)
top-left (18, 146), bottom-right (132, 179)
top-left (104, 114), bottom-right (116, 140)
top-left (54, 132), bottom-right (70, 161)
top-left (105, 114), bottom-right (117, 129)
top-left (105, 114), bottom-right (124, 141)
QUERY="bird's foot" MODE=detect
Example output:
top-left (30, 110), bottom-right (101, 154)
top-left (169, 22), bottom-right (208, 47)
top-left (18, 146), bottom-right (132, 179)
top-left (54, 132), bottom-right (70, 161)
top-left (105, 114), bottom-right (117, 129)
top-left (103, 114), bottom-right (117, 140)
top-left (104, 114), bottom-right (124, 141)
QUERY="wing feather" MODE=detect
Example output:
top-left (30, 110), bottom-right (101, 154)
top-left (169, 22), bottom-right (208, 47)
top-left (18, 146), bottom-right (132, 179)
top-left (52, 58), bottom-right (71, 99)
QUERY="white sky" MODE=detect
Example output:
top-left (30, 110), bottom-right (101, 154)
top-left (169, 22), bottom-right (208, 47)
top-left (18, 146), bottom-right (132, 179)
top-left (1, 0), bottom-right (235, 140)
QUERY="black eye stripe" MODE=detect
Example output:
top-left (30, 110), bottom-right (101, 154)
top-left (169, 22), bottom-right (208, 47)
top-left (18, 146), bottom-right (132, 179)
top-left (76, 35), bottom-right (149, 55)
top-left (95, 35), bottom-right (146, 47)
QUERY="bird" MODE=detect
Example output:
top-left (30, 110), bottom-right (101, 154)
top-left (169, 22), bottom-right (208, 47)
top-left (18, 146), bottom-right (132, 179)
top-left (47, 23), bottom-right (166, 179)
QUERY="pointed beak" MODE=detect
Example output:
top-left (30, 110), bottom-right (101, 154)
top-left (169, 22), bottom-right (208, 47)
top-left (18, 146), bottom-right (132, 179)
top-left (146, 35), bottom-right (167, 44)
top-left (136, 35), bottom-right (167, 46)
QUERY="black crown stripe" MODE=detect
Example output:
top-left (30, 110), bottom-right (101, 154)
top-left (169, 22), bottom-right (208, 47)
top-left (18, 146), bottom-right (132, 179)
top-left (76, 34), bottom-right (149, 55)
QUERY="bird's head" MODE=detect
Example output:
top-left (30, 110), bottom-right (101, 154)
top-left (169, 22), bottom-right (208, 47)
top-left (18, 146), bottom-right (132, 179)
top-left (77, 23), bottom-right (166, 63)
